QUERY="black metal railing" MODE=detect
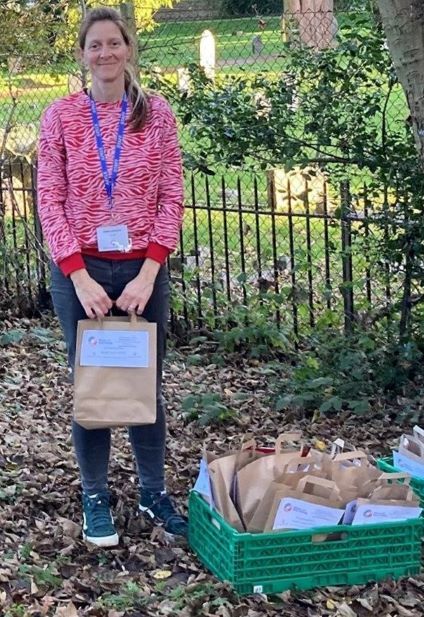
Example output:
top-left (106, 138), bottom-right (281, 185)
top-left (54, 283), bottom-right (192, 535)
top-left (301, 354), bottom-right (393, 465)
top-left (1, 162), bottom-right (395, 337)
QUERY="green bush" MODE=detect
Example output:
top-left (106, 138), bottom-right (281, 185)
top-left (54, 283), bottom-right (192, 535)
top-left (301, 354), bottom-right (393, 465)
top-left (274, 325), bottom-right (424, 417)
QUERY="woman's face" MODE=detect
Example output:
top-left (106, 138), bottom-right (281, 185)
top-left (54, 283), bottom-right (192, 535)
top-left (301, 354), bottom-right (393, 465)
top-left (82, 20), bottom-right (131, 85)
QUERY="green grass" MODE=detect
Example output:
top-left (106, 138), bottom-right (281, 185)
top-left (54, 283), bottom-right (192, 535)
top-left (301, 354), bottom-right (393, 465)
top-left (139, 16), bottom-right (283, 68)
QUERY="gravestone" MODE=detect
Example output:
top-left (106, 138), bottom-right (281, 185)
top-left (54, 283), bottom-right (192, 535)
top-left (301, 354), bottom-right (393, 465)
top-left (8, 56), bottom-right (24, 75)
top-left (267, 166), bottom-right (335, 213)
top-left (200, 29), bottom-right (216, 80)
top-left (177, 67), bottom-right (191, 93)
top-left (252, 35), bottom-right (264, 56)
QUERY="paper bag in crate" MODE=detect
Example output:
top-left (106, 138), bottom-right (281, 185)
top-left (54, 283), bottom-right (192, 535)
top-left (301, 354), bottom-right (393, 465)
top-left (207, 437), bottom-right (269, 531)
top-left (393, 433), bottom-right (424, 479)
top-left (262, 476), bottom-right (345, 532)
top-left (330, 450), bottom-right (382, 493)
top-left (74, 315), bottom-right (157, 429)
top-left (343, 472), bottom-right (422, 525)
top-left (234, 432), bottom-right (312, 527)
top-left (247, 455), bottom-right (326, 532)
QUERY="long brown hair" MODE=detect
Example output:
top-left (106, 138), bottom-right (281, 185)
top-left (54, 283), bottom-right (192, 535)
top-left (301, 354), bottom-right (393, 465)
top-left (78, 7), bottom-right (149, 131)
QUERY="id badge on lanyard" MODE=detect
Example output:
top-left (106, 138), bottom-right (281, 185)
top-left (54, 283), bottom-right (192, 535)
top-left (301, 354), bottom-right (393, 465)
top-left (90, 92), bottom-right (132, 253)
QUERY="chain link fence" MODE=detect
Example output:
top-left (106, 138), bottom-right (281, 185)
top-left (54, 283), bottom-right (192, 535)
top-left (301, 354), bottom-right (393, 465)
top-left (0, 1), bottom-right (407, 338)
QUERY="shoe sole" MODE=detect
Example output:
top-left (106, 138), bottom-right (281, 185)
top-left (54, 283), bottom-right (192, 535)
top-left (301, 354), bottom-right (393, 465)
top-left (83, 532), bottom-right (119, 547)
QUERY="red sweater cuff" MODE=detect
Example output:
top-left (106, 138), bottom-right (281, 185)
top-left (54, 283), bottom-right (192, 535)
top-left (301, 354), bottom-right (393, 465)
top-left (145, 243), bottom-right (170, 264)
top-left (58, 253), bottom-right (86, 276)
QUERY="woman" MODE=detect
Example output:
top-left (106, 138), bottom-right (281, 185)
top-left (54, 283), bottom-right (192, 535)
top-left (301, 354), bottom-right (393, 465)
top-left (37, 7), bottom-right (186, 547)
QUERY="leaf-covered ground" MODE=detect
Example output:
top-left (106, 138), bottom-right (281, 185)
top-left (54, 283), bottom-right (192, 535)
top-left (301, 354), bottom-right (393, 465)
top-left (1, 316), bottom-right (424, 617)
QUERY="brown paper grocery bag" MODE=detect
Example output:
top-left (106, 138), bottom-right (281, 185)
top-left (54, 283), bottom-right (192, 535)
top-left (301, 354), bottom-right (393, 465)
top-left (263, 476), bottom-right (345, 532)
top-left (331, 450), bottom-right (382, 490)
top-left (247, 457), bottom-right (323, 532)
top-left (399, 433), bottom-right (424, 463)
top-left (235, 434), bottom-right (312, 527)
top-left (207, 438), bottom-right (268, 531)
top-left (345, 472), bottom-right (421, 525)
top-left (74, 315), bottom-right (157, 429)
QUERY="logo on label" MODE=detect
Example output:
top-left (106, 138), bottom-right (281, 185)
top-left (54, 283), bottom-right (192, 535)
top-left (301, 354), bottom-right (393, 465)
top-left (364, 509), bottom-right (373, 518)
top-left (88, 336), bottom-right (98, 346)
top-left (283, 503), bottom-right (293, 512)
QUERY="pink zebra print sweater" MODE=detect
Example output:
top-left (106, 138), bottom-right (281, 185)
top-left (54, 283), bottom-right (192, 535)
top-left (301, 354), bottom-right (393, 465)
top-left (37, 91), bottom-right (184, 276)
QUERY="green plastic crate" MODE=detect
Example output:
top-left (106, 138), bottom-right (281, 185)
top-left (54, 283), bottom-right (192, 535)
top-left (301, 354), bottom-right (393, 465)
top-left (377, 455), bottom-right (424, 507)
top-left (188, 490), bottom-right (423, 595)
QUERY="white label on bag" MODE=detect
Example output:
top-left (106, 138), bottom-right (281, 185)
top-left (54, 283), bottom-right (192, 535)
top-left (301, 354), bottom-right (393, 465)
top-left (273, 498), bottom-right (344, 530)
top-left (192, 458), bottom-right (215, 508)
top-left (393, 450), bottom-right (424, 480)
top-left (351, 504), bottom-right (422, 525)
top-left (80, 329), bottom-right (149, 368)
top-left (342, 500), bottom-right (358, 525)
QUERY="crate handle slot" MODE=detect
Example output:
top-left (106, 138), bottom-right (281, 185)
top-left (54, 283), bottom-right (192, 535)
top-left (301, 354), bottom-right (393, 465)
top-left (208, 514), bottom-right (221, 531)
top-left (311, 531), bottom-right (348, 543)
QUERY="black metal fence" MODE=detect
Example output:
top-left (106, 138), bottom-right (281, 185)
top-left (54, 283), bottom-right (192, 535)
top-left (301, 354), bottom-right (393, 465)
top-left (0, 160), bottom-right (397, 339)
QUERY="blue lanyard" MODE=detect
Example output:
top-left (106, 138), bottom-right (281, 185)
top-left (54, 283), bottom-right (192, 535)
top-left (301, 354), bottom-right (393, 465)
top-left (89, 92), bottom-right (128, 209)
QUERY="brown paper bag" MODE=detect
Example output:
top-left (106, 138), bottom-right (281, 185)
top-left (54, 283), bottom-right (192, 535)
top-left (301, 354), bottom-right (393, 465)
top-left (235, 434), bottom-right (312, 527)
top-left (343, 472), bottom-right (420, 525)
top-left (74, 315), bottom-right (157, 429)
top-left (207, 438), bottom-right (268, 531)
top-left (247, 456), bottom-right (324, 532)
top-left (331, 450), bottom-right (382, 489)
top-left (399, 433), bottom-right (424, 463)
top-left (263, 476), bottom-right (345, 532)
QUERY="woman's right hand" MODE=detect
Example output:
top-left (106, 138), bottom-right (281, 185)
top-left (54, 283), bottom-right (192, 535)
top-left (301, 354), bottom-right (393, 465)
top-left (70, 269), bottom-right (113, 318)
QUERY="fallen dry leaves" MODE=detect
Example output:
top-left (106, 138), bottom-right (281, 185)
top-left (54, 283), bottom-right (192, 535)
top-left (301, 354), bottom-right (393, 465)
top-left (1, 315), bottom-right (424, 616)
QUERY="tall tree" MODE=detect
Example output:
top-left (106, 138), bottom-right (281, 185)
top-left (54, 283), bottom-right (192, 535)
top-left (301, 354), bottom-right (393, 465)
top-left (376, 0), bottom-right (424, 163)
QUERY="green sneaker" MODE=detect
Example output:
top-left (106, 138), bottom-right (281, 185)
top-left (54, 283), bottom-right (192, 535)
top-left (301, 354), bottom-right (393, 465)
top-left (139, 490), bottom-right (188, 537)
top-left (82, 491), bottom-right (119, 547)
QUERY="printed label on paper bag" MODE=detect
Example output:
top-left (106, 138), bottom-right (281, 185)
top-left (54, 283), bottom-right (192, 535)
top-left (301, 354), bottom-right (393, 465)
top-left (342, 500), bottom-right (357, 525)
top-left (192, 458), bottom-right (215, 507)
top-left (80, 330), bottom-right (149, 368)
top-left (413, 425), bottom-right (424, 444)
top-left (273, 498), bottom-right (344, 530)
top-left (393, 450), bottom-right (424, 480)
top-left (351, 504), bottom-right (422, 525)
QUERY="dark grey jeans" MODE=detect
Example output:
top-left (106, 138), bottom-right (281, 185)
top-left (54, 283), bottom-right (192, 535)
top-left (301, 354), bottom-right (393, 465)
top-left (50, 255), bottom-right (169, 495)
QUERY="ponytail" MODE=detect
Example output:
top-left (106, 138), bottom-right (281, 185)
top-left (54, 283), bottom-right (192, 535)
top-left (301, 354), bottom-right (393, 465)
top-left (124, 66), bottom-right (150, 132)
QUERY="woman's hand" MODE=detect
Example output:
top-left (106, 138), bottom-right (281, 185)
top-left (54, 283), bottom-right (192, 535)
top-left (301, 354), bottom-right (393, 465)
top-left (115, 258), bottom-right (161, 315)
top-left (70, 269), bottom-right (113, 318)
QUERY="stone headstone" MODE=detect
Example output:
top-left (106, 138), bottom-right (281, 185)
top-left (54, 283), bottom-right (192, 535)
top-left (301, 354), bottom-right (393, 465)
top-left (267, 166), bottom-right (335, 213)
top-left (8, 56), bottom-right (23, 75)
top-left (252, 35), bottom-right (264, 56)
top-left (199, 29), bottom-right (215, 80)
top-left (177, 67), bottom-right (191, 93)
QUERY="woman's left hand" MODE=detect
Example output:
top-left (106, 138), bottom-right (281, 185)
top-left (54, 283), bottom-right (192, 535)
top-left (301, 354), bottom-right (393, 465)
top-left (115, 259), bottom-right (161, 315)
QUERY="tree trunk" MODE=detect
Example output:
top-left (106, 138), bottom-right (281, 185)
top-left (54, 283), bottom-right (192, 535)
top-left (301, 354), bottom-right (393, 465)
top-left (120, 1), bottom-right (139, 75)
top-left (283, 0), bottom-right (337, 49)
top-left (376, 1), bottom-right (424, 162)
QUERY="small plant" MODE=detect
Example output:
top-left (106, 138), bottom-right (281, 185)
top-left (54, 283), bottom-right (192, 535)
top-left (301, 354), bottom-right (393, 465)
top-left (167, 582), bottom-right (229, 612)
top-left (96, 581), bottom-right (150, 611)
top-left (182, 392), bottom-right (234, 425)
top-left (18, 542), bottom-right (33, 561)
top-left (18, 564), bottom-right (62, 591)
top-left (4, 604), bottom-right (26, 617)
